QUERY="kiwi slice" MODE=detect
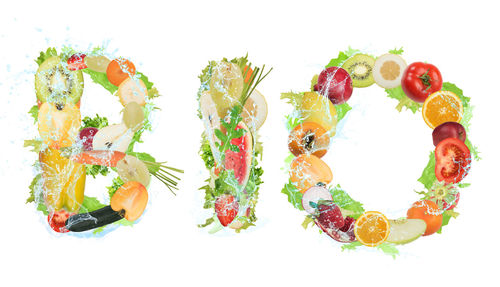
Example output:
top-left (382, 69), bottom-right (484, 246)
top-left (35, 56), bottom-right (84, 104)
top-left (341, 54), bottom-right (375, 88)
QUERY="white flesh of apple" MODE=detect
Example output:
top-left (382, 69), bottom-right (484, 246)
top-left (387, 218), bottom-right (427, 244)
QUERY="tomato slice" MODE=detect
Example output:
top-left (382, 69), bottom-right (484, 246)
top-left (435, 138), bottom-right (471, 184)
top-left (48, 210), bottom-right (74, 233)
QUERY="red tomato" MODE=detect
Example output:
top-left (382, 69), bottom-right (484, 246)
top-left (407, 200), bottom-right (443, 236)
top-left (401, 62), bottom-right (442, 103)
top-left (435, 138), bottom-right (471, 184)
top-left (47, 210), bottom-right (74, 233)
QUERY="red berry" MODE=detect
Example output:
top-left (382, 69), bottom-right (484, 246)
top-left (67, 53), bottom-right (87, 71)
top-left (317, 201), bottom-right (344, 229)
top-left (215, 194), bottom-right (238, 227)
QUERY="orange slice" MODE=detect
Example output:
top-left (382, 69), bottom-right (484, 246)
top-left (422, 91), bottom-right (463, 129)
top-left (354, 211), bottom-right (390, 247)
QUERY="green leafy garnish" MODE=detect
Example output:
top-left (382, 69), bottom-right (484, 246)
top-left (86, 164), bottom-right (110, 178)
top-left (341, 241), bottom-right (362, 251)
top-left (214, 105), bottom-right (245, 160)
top-left (79, 196), bottom-right (107, 214)
top-left (82, 114), bottom-right (109, 129)
top-left (28, 105), bottom-right (39, 123)
top-left (376, 243), bottom-right (400, 259)
top-left (281, 91), bottom-right (303, 110)
top-left (24, 139), bottom-right (44, 153)
top-left (27, 174), bottom-right (42, 204)
top-left (199, 137), bottom-right (215, 170)
top-left (281, 181), bottom-right (304, 211)
top-left (330, 185), bottom-right (364, 219)
top-left (128, 151), bottom-right (183, 194)
top-left (82, 69), bottom-right (118, 94)
top-left (418, 151), bottom-right (437, 190)
top-left (326, 47), bottom-right (360, 68)
top-left (386, 86), bottom-right (422, 113)
top-left (335, 102), bottom-right (352, 122)
top-left (35, 47), bottom-right (58, 66)
top-left (106, 177), bottom-right (125, 199)
top-left (437, 210), bottom-right (459, 234)
top-left (302, 215), bottom-right (315, 229)
top-left (389, 47), bottom-right (404, 55)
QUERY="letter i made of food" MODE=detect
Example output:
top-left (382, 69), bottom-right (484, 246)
top-left (197, 55), bottom-right (271, 232)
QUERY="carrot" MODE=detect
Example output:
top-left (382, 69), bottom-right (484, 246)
top-left (70, 150), bottom-right (126, 167)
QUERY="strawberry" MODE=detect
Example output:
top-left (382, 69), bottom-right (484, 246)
top-left (316, 200), bottom-right (344, 229)
top-left (67, 53), bottom-right (87, 71)
top-left (215, 194), bottom-right (239, 227)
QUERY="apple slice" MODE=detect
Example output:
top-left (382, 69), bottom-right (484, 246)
top-left (92, 123), bottom-right (133, 152)
top-left (387, 218), bottom-right (427, 244)
top-left (301, 186), bottom-right (333, 214)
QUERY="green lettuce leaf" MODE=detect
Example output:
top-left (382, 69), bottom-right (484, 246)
top-left (82, 69), bottom-right (118, 94)
top-left (28, 105), bottom-right (39, 123)
top-left (281, 91), bottom-right (303, 110)
top-left (281, 181), bottom-right (304, 210)
top-left (24, 139), bottom-right (43, 153)
top-left (35, 47), bottom-right (58, 66)
top-left (330, 185), bottom-right (364, 219)
top-left (86, 164), bottom-right (110, 178)
top-left (389, 47), bottom-right (404, 55)
top-left (418, 151), bottom-right (437, 190)
top-left (106, 177), bottom-right (125, 199)
top-left (335, 102), bottom-right (352, 122)
top-left (82, 114), bottom-right (108, 129)
top-left (386, 86), bottom-right (421, 113)
top-left (79, 196), bottom-right (107, 213)
top-left (326, 47), bottom-right (360, 68)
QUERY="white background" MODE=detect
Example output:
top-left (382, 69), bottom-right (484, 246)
top-left (0, 0), bottom-right (498, 286)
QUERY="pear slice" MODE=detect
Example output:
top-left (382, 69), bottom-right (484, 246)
top-left (387, 218), bottom-right (427, 244)
top-left (199, 90), bottom-right (222, 164)
top-left (92, 123), bottom-right (133, 153)
top-left (242, 89), bottom-right (268, 132)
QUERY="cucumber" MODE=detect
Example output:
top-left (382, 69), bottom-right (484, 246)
top-left (65, 205), bottom-right (124, 232)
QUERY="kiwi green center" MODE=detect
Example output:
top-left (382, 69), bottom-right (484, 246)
top-left (349, 63), bottom-right (372, 80)
top-left (46, 65), bottom-right (73, 97)
top-left (380, 61), bottom-right (400, 80)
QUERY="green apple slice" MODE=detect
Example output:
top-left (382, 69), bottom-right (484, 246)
top-left (387, 218), bottom-right (427, 244)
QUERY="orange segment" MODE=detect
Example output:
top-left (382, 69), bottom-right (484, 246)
top-left (354, 211), bottom-right (390, 247)
top-left (422, 91), bottom-right (463, 129)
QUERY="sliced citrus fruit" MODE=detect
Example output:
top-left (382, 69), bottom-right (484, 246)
top-left (422, 91), bottom-right (463, 129)
top-left (354, 211), bottom-right (390, 247)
